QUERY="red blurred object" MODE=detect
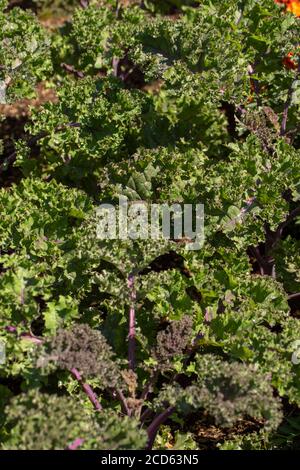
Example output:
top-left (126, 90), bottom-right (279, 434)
top-left (283, 51), bottom-right (299, 70)
top-left (275, 0), bottom-right (300, 16)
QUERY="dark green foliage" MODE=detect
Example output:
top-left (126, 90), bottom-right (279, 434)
top-left (1, 0), bottom-right (300, 451)
top-left (3, 389), bottom-right (146, 450)
top-left (0, 0), bottom-right (52, 102)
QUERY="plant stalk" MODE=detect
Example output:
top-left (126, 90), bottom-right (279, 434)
top-left (70, 367), bottom-right (102, 411)
top-left (146, 406), bottom-right (175, 450)
top-left (128, 273), bottom-right (136, 370)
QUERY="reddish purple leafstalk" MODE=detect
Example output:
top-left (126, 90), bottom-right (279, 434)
top-left (128, 273), bottom-right (136, 370)
top-left (146, 406), bottom-right (175, 450)
top-left (20, 333), bottom-right (43, 344)
top-left (70, 367), bottom-right (102, 411)
top-left (5, 326), bottom-right (17, 333)
top-left (66, 438), bottom-right (85, 450)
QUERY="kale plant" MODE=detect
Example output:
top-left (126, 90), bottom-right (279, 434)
top-left (0, 0), bottom-right (300, 450)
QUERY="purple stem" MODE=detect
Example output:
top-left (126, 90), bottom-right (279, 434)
top-left (116, 0), bottom-right (120, 18)
top-left (5, 326), bottom-right (43, 343)
top-left (5, 326), bottom-right (17, 333)
top-left (112, 57), bottom-right (120, 77)
top-left (288, 292), bottom-right (300, 301)
top-left (70, 368), bottom-right (102, 411)
top-left (128, 273), bottom-right (136, 370)
top-left (249, 246), bottom-right (270, 275)
top-left (115, 388), bottom-right (131, 416)
top-left (20, 333), bottom-right (43, 344)
top-left (146, 406), bottom-right (176, 450)
top-left (61, 63), bottom-right (85, 79)
top-left (66, 438), bottom-right (85, 450)
top-left (275, 206), bottom-right (300, 240)
top-left (79, 0), bottom-right (89, 8)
